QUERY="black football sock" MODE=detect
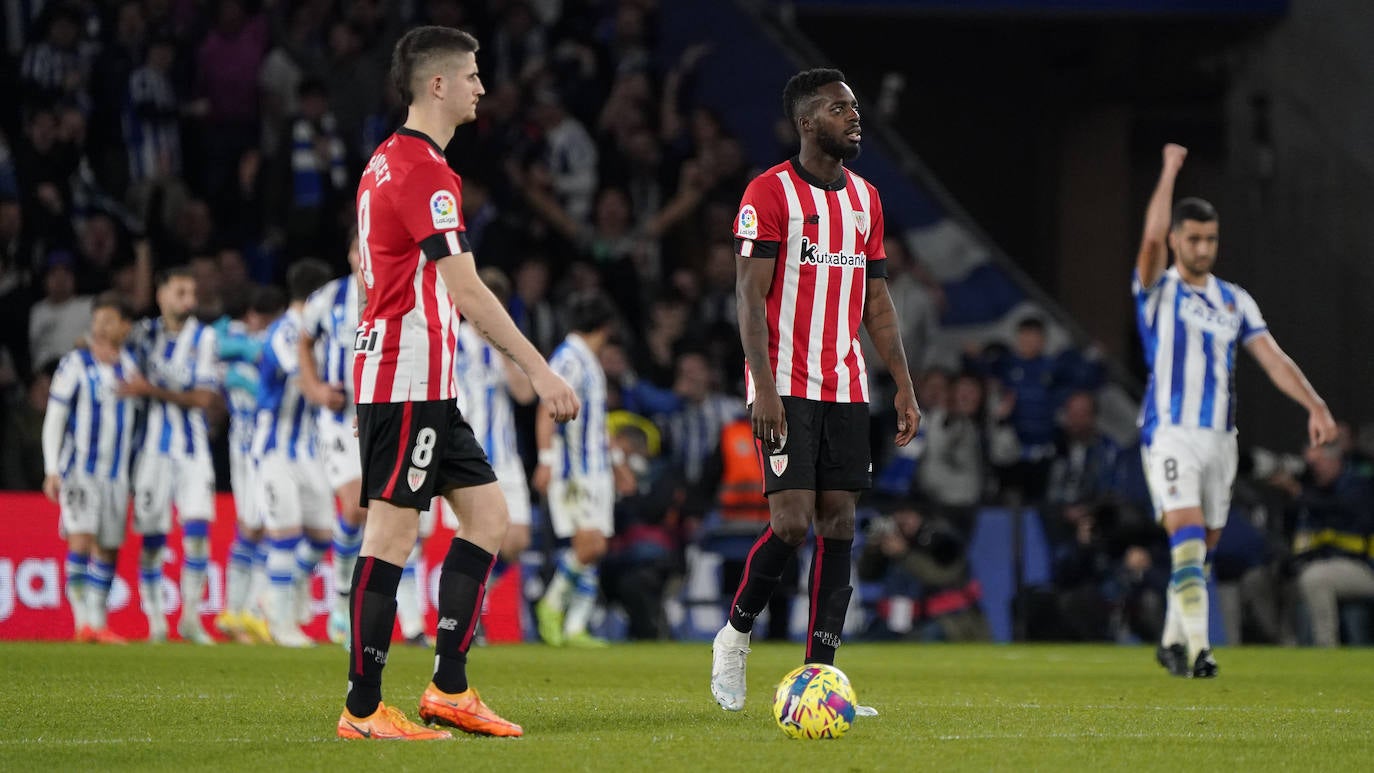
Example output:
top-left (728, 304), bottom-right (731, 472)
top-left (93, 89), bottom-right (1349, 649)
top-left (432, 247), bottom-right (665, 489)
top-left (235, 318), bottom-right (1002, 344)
top-left (805, 537), bottom-right (853, 666)
top-left (727, 527), bottom-right (798, 634)
top-left (432, 538), bottom-right (496, 694)
top-left (345, 556), bottom-right (403, 718)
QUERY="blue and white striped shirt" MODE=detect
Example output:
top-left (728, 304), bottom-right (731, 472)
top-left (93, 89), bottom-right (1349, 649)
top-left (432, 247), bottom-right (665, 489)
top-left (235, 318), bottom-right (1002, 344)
top-left (300, 275), bottom-right (359, 424)
top-left (664, 395), bottom-right (743, 484)
top-left (1134, 267), bottom-right (1268, 444)
top-left (455, 322), bottom-right (520, 470)
top-left (43, 347), bottom-right (140, 481)
top-left (252, 309), bottom-right (315, 462)
top-left (549, 334), bottom-right (609, 481)
top-left (130, 317), bottom-right (219, 461)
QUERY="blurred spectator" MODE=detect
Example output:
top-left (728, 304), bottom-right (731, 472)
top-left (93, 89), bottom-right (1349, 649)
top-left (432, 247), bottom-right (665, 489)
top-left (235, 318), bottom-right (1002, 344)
top-left (1290, 442), bottom-right (1374, 647)
top-left (19, 5), bottom-right (87, 109)
top-left (196, 0), bottom-right (268, 195)
top-left (532, 89), bottom-right (598, 224)
top-left (1045, 390), bottom-right (1122, 510)
top-left (969, 316), bottom-right (1105, 504)
top-left (660, 350), bottom-right (743, 492)
top-left (1335, 421), bottom-right (1374, 479)
top-left (509, 258), bottom-right (559, 355)
top-left (14, 105), bottom-right (80, 246)
top-left (123, 35), bottom-right (182, 196)
top-left (1, 194), bottom-right (44, 287)
top-left (489, 1), bottom-right (547, 85)
top-left (320, 18), bottom-right (385, 161)
top-left (0, 223), bottom-right (34, 379)
top-left (72, 211), bottom-right (125, 295)
top-left (28, 250), bottom-right (91, 368)
top-left (257, 4), bottom-right (324, 160)
top-left (89, 1), bottom-right (147, 185)
top-left (281, 79), bottom-right (348, 258)
top-left (918, 372), bottom-right (1019, 527)
top-left (1035, 502), bottom-right (1166, 642)
top-left (0, 360), bottom-right (55, 490)
top-left (459, 176), bottom-right (523, 269)
top-left (602, 419), bottom-right (680, 640)
top-left (857, 503), bottom-right (989, 642)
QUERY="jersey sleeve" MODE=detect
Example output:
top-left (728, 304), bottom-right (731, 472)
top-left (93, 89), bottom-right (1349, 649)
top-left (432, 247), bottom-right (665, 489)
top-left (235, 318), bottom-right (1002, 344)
top-left (301, 285), bottom-right (331, 341)
top-left (48, 352), bottom-right (80, 406)
top-left (193, 326), bottom-right (220, 390)
top-left (865, 184), bottom-right (888, 279)
top-left (734, 175), bottom-right (786, 259)
top-left (1236, 288), bottom-right (1268, 343)
top-left (391, 163), bottom-right (472, 261)
top-left (267, 322), bottom-right (300, 377)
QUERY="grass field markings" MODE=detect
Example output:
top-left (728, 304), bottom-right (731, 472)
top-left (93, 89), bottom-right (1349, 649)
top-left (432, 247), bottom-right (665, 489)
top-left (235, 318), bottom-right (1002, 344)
top-left (908, 701), bottom-right (1361, 715)
top-left (934, 731), bottom-right (1233, 741)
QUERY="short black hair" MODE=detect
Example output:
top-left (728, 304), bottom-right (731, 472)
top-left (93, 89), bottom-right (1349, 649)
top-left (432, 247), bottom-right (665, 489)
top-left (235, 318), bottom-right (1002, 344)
top-left (1171, 197), bottom-right (1218, 230)
top-left (156, 266), bottom-right (195, 287)
top-left (92, 291), bottom-right (135, 321)
top-left (783, 68), bottom-right (846, 125)
top-left (390, 25), bottom-right (479, 105)
top-left (1016, 316), bottom-right (1046, 333)
top-left (566, 291), bottom-right (617, 334)
top-left (248, 284), bottom-right (288, 317)
top-left (286, 258), bottom-right (333, 302)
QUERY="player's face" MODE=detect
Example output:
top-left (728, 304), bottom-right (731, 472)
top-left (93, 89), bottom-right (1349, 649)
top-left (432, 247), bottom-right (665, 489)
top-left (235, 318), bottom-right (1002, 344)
top-left (91, 306), bottom-right (132, 347)
top-left (1169, 219), bottom-right (1219, 277)
top-left (806, 82), bottom-right (862, 162)
top-left (158, 276), bottom-right (197, 322)
top-left (439, 52), bottom-right (485, 126)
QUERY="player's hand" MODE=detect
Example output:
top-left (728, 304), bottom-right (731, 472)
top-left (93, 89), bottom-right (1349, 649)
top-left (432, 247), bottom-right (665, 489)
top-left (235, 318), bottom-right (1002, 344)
top-left (532, 463), bottom-right (551, 495)
top-left (117, 374), bottom-right (153, 398)
top-left (42, 474), bottom-right (61, 503)
top-left (320, 386), bottom-right (346, 413)
top-left (1309, 405), bottom-right (1338, 447)
top-left (894, 388), bottom-right (921, 447)
top-left (531, 369), bottom-right (580, 423)
top-left (1163, 143), bottom-right (1188, 170)
top-left (751, 388), bottom-right (787, 453)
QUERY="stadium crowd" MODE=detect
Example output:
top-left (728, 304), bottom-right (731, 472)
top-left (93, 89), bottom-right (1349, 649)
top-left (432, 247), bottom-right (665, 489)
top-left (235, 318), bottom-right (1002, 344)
top-left (1, 0), bottom-right (1370, 647)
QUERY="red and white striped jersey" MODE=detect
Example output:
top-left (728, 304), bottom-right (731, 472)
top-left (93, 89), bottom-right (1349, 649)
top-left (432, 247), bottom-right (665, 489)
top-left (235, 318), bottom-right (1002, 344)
top-left (353, 128), bottom-right (470, 404)
top-left (734, 158), bottom-right (887, 404)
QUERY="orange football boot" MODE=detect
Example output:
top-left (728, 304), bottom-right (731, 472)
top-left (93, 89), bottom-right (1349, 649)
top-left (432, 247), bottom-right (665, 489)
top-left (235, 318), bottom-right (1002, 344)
top-left (74, 625), bottom-right (97, 643)
top-left (418, 683), bottom-right (524, 737)
top-left (337, 703), bottom-right (452, 740)
top-left (91, 628), bottom-right (128, 645)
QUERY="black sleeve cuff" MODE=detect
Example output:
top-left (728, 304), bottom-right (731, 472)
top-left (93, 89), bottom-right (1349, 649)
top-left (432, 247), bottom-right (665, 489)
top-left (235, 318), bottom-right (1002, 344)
top-left (866, 257), bottom-right (889, 279)
top-left (420, 231), bottom-right (473, 261)
top-left (735, 237), bottom-right (780, 259)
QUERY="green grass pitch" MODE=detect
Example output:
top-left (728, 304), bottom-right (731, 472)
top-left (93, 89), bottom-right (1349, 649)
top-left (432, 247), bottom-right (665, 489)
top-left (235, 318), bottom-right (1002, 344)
top-left (4, 642), bottom-right (1372, 771)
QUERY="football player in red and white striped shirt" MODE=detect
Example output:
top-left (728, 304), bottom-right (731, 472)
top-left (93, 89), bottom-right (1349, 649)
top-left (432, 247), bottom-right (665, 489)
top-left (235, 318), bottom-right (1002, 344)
top-left (711, 69), bottom-right (921, 714)
top-left (338, 26), bottom-right (579, 742)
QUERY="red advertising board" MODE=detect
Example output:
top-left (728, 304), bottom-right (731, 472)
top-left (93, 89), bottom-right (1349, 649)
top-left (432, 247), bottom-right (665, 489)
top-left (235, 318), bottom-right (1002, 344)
top-left (0, 491), bottom-right (525, 643)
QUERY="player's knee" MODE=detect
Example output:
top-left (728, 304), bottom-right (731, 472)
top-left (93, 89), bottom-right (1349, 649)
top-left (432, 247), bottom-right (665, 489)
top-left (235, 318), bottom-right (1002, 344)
top-left (813, 508), bottom-right (855, 539)
top-left (769, 514), bottom-right (809, 546)
top-left (502, 525), bottom-right (530, 558)
top-left (572, 530), bottom-right (607, 564)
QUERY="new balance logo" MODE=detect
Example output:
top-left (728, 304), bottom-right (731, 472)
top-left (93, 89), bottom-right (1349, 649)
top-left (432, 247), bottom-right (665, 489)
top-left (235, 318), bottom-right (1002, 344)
top-left (437, 617), bottom-right (458, 631)
top-left (804, 214), bottom-right (820, 225)
top-left (733, 606), bottom-right (758, 622)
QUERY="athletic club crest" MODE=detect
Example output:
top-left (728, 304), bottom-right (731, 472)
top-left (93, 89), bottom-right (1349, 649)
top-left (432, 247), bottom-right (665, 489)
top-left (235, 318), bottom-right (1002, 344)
top-left (769, 454), bottom-right (789, 477)
top-left (407, 466), bottom-right (427, 492)
top-left (853, 210), bottom-right (867, 235)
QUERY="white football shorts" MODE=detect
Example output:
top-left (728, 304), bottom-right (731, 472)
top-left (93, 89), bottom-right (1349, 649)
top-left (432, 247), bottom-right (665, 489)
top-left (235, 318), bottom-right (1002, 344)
top-left (59, 472), bottom-right (129, 550)
top-left (1142, 425), bottom-right (1238, 530)
top-left (132, 453), bottom-right (215, 534)
top-left (547, 473), bottom-right (615, 539)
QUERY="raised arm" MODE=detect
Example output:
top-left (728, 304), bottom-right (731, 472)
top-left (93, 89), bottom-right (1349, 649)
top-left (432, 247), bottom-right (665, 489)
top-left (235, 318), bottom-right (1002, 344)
top-left (436, 253), bottom-right (578, 422)
top-left (1244, 332), bottom-right (1338, 447)
top-left (737, 254), bottom-right (784, 448)
top-left (1137, 143), bottom-right (1188, 289)
top-left (863, 277), bottom-right (921, 446)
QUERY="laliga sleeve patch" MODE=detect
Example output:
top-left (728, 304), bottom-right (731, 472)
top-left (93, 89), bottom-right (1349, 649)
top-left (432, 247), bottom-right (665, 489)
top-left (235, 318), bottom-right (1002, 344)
top-left (736, 204), bottom-right (759, 239)
top-left (430, 190), bottom-right (460, 230)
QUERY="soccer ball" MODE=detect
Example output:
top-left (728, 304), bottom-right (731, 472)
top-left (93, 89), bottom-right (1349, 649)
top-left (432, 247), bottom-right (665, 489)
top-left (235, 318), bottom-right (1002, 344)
top-left (772, 663), bottom-right (858, 739)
